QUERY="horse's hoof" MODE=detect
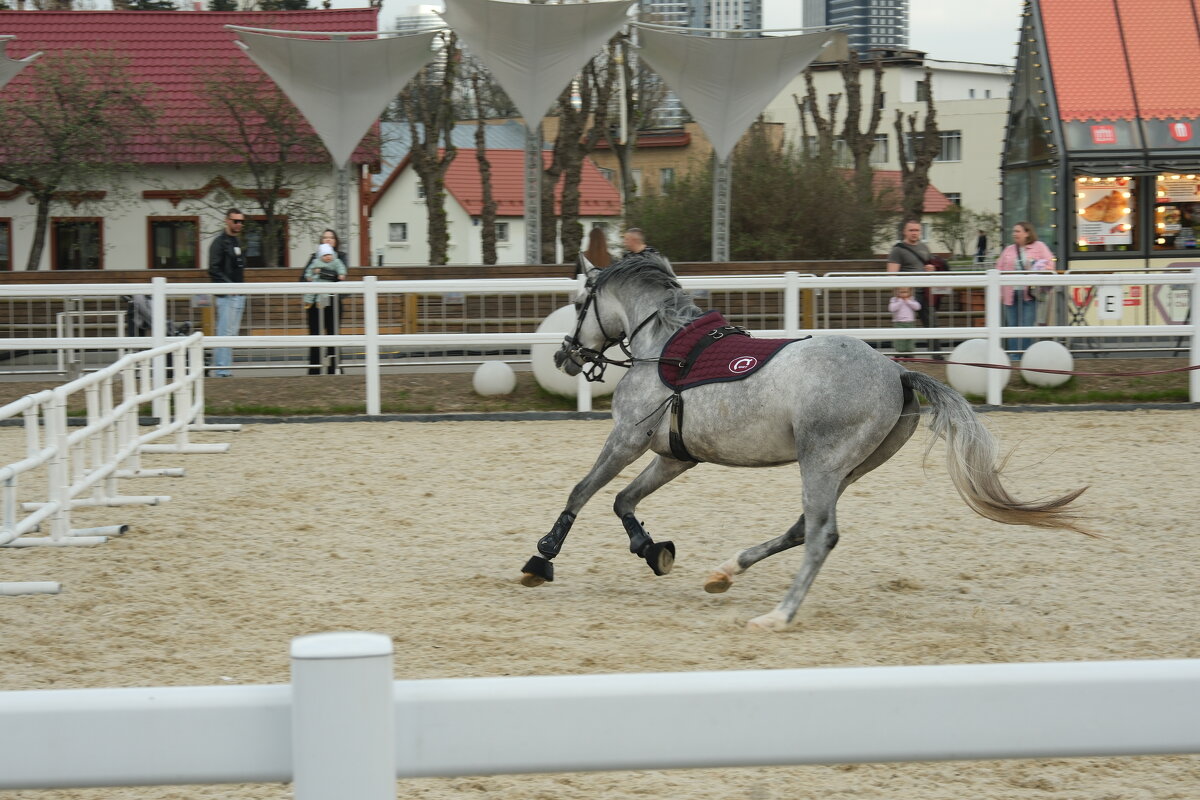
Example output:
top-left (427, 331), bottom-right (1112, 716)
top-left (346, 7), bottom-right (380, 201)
top-left (703, 571), bottom-right (732, 593)
top-left (519, 555), bottom-right (553, 586)
top-left (644, 541), bottom-right (675, 576)
top-left (746, 610), bottom-right (790, 632)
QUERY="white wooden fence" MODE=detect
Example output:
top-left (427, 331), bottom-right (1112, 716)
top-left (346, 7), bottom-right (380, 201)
top-left (1, 270), bottom-right (1198, 412)
top-left (0, 631), bottom-right (1196, 793)
top-left (1, 332), bottom-right (238, 595)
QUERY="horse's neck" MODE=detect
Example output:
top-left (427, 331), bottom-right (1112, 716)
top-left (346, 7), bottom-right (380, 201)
top-left (619, 294), bottom-right (677, 359)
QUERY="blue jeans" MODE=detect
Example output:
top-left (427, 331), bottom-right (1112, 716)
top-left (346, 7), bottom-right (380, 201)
top-left (213, 294), bottom-right (245, 377)
top-left (1002, 293), bottom-right (1037, 352)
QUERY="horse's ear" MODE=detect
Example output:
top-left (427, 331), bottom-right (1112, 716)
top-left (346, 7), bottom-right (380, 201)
top-left (576, 253), bottom-right (595, 276)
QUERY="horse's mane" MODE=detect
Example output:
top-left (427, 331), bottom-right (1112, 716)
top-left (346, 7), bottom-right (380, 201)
top-left (595, 255), bottom-right (703, 330)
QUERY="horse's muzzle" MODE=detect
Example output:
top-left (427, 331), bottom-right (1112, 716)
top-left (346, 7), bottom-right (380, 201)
top-left (554, 342), bottom-right (583, 376)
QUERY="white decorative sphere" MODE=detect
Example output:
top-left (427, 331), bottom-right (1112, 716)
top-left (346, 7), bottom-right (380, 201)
top-left (530, 305), bottom-right (626, 398)
top-left (945, 339), bottom-right (1012, 397)
top-left (472, 360), bottom-right (517, 396)
top-left (1019, 340), bottom-right (1073, 387)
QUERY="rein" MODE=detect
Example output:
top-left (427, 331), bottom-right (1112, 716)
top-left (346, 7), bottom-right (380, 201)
top-left (561, 277), bottom-right (684, 382)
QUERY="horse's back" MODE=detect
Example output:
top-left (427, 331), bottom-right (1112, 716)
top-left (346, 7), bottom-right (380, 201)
top-left (663, 335), bottom-right (908, 467)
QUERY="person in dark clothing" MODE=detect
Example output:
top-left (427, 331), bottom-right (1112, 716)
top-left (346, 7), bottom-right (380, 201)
top-left (885, 218), bottom-right (941, 355)
top-left (208, 208), bottom-right (247, 377)
top-left (975, 229), bottom-right (989, 264)
top-left (620, 227), bottom-right (659, 259)
top-left (301, 228), bottom-right (348, 374)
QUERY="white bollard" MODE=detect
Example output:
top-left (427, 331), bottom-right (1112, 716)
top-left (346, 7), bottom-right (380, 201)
top-left (290, 631), bottom-right (395, 800)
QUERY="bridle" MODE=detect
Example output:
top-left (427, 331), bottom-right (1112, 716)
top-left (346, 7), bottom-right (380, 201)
top-left (557, 274), bottom-right (670, 382)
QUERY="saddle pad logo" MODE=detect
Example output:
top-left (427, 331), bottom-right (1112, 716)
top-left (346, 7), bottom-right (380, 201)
top-left (728, 356), bottom-right (758, 374)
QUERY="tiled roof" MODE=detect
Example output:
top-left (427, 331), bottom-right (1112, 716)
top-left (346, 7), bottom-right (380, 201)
top-left (375, 121), bottom-right (536, 189)
top-left (385, 149), bottom-right (622, 217)
top-left (1040, 0), bottom-right (1200, 121)
top-left (0, 9), bottom-right (379, 164)
top-left (870, 170), bottom-right (952, 214)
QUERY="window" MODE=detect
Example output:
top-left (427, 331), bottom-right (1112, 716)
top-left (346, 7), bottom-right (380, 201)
top-left (876, 91), bottom-right (886, 110)
top-left (936, 130), bottom-right (962, 162)
top-left (944, 192), bottom-right (962, 206)
top-left (149, 218), bottom-right (199, 269)
top-left (915, 80), bottom-right (929, 102)
top-left (631, 168), bottom-right (643, 197)
top-left (870, 133), bottom-right (888, 164)
top-left (388, 222), bottom-right (408, 243)
top-left (969, 88), bottom-right (976, 99)
top-left (0, 218), bottom-right (11, 270)
top-left (416, 180), bottom-right (426, 200)
top-left (1074, 174), bottom-right (1137, 252)
top-left (51, 218), bottom-right (102, 270)
top-left (240, 217), bottom-right (288, 268)
top-left (495, 221), bottom-right (509, 242)
top-left (1152, 172), bottom-right (1200, 251)
top-left (659, 167), bottom-right (675, 194)
top-left (598, 167), bottom-right (616, 184)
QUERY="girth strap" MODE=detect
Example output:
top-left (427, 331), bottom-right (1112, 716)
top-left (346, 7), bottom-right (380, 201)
top-left (668, 393), bottom-right (700, 463)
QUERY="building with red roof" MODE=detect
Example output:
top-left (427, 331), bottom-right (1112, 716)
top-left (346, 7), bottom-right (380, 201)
top-left (369, 149), bottom-right (622, 266)
top-left (0, 8), bottom-right (378, 271)
top-left (1004, 0), bottom-right (1200, 270)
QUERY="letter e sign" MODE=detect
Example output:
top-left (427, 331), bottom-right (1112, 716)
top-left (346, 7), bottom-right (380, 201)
top-left (1097, 285), bottom-right (1122, 319)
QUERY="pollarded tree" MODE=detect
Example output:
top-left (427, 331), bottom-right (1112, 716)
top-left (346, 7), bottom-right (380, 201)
top-left (0, 49), bottom-right (155, 270)
top-left (895, 66), bottom-right (942, 223)
top-left (177, 63), bottom-right (335, 268)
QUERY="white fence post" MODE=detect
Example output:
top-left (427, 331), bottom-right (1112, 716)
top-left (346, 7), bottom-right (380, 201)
top-left (1191, 269), bottom-right (1200, 404)
top-left (985, 269), bottom-right (1004, 406)
top-left (290, 632), bottom-right (395, 800)
top-left (363, 276), bottom-right (381, 416)
top-left (150, 277), bottom-right (169, 423)
top-left (784, 271), bottom-right (800, 337)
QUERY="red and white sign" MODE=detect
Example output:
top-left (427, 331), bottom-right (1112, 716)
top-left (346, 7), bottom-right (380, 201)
top-left (1090, 125), bottom-right (1118, 145)
top-left (1169, 121), bottom-right (1193, 142)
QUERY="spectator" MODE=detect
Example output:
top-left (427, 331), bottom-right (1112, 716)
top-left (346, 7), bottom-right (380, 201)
top-left (995, 221), bottom-right (1056, 351)
top-left (301, 229), bottom-right (348, 374)
top-left (583, 226), bottom-right (612, 268)
top-left (208, 208), bottom-right (247, 377)
top-left (888, 287), bottom-right (921, 353)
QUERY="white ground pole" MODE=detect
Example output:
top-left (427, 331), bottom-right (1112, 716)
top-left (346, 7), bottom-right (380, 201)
top-left (0, 645), bottom-right (1197, 791)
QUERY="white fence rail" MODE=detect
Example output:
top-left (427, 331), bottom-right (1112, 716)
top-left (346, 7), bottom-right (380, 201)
top-left (1, 332), bottom-right (238, 595)
top-left (2, 270), bottom-right (1198, 410)
top-left (0, 631), bottom-right (1197, 793)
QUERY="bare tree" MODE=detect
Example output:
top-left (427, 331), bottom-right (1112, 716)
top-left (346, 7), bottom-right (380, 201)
top-left (598, 34), bottom-right (667, 209)
top-left (894, 67), bottom-right (942, 223)
top-left (0, 50), bottom-right (155, 270)
top-left (396, 33), bottom-right (460, 265)
top-left (470, 72), bottom-right (499, 265)
top-left (178, 63), bottom-right (332, 268)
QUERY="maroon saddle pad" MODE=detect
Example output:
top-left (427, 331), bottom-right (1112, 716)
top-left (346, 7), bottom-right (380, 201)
top-left (658, 311), bottom-right (802, 392)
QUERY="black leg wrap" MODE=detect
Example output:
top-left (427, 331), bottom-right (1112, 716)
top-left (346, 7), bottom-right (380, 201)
top-left (521, 555), bottom-right (554, 584)
top-left (536, 511), bottom-right (576, 559)
top-left (622, 513), bottom-right (653, 556)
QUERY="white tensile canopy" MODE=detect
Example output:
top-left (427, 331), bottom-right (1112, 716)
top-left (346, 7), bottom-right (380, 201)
top-left (634, 26), bottom-right (835, 163)
top-left (231, 27), bottom-right (441, 168)
top-left (0, 36), bottom-right (41, 92)
top-left (439, 0), bottom-right (636, 132)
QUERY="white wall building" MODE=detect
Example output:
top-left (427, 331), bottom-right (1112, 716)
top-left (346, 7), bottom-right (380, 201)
top-left (762, 50), bottom-right (1013, 220)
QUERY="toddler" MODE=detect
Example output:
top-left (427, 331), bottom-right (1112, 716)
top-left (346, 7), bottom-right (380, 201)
top-left (889, 286), bottom-right (921, 353)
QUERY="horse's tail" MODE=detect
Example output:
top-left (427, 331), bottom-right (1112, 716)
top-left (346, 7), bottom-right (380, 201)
top-left (901, 370), bottom-right (1093, 537)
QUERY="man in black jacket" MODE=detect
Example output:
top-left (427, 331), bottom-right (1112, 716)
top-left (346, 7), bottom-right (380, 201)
top-left (209, 208), bottom-right (247, 377)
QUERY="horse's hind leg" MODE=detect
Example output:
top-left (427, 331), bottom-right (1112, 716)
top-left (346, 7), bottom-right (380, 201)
top-left (613, 456), bottom-right (696, 575)
top-left (747, 471), bottom-right (842, 631)
top-left (519, 427), bottom-right (650, 586)
top-left (705, 391), bottom-right (919, 595)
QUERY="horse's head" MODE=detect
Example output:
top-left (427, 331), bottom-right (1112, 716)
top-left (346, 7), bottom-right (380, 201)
top-left (554, 261), bottom-right (626, 381)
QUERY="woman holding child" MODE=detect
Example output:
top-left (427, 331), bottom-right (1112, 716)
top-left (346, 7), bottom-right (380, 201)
top-left (301, 229), bottom-right (348, 375)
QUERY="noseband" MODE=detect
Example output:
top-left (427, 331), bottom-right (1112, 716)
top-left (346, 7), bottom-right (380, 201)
top-left (559, 276), bottom-right (661, 382)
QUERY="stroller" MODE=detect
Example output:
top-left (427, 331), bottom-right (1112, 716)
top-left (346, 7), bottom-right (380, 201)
top-left (123, 295), bottom-right (194, 372)
top-left (124, 295), bottom-right (192, 338)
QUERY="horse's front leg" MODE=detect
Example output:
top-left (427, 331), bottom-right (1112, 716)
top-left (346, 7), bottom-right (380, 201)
top-left (613, 455), bottom-right (696, 576)
top-left (519, 428), bottom-right (650, 587)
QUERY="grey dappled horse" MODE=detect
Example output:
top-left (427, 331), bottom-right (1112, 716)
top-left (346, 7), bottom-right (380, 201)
top-left (520, 255), bottom-right (1088, 632)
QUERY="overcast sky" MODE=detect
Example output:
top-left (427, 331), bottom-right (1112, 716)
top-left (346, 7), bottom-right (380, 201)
top-left (357, 0), bottom-right (1023, 64)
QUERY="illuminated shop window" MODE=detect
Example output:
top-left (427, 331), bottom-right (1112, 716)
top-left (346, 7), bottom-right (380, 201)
top-left (1153, 173), bottom-right (1200, 251)
top-left (1073, 175), bottom-right (1137, 252)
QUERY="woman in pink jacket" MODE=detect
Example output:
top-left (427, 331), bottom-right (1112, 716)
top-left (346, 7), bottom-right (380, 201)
top-left (994, 221), bottom-right (1056, 351)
